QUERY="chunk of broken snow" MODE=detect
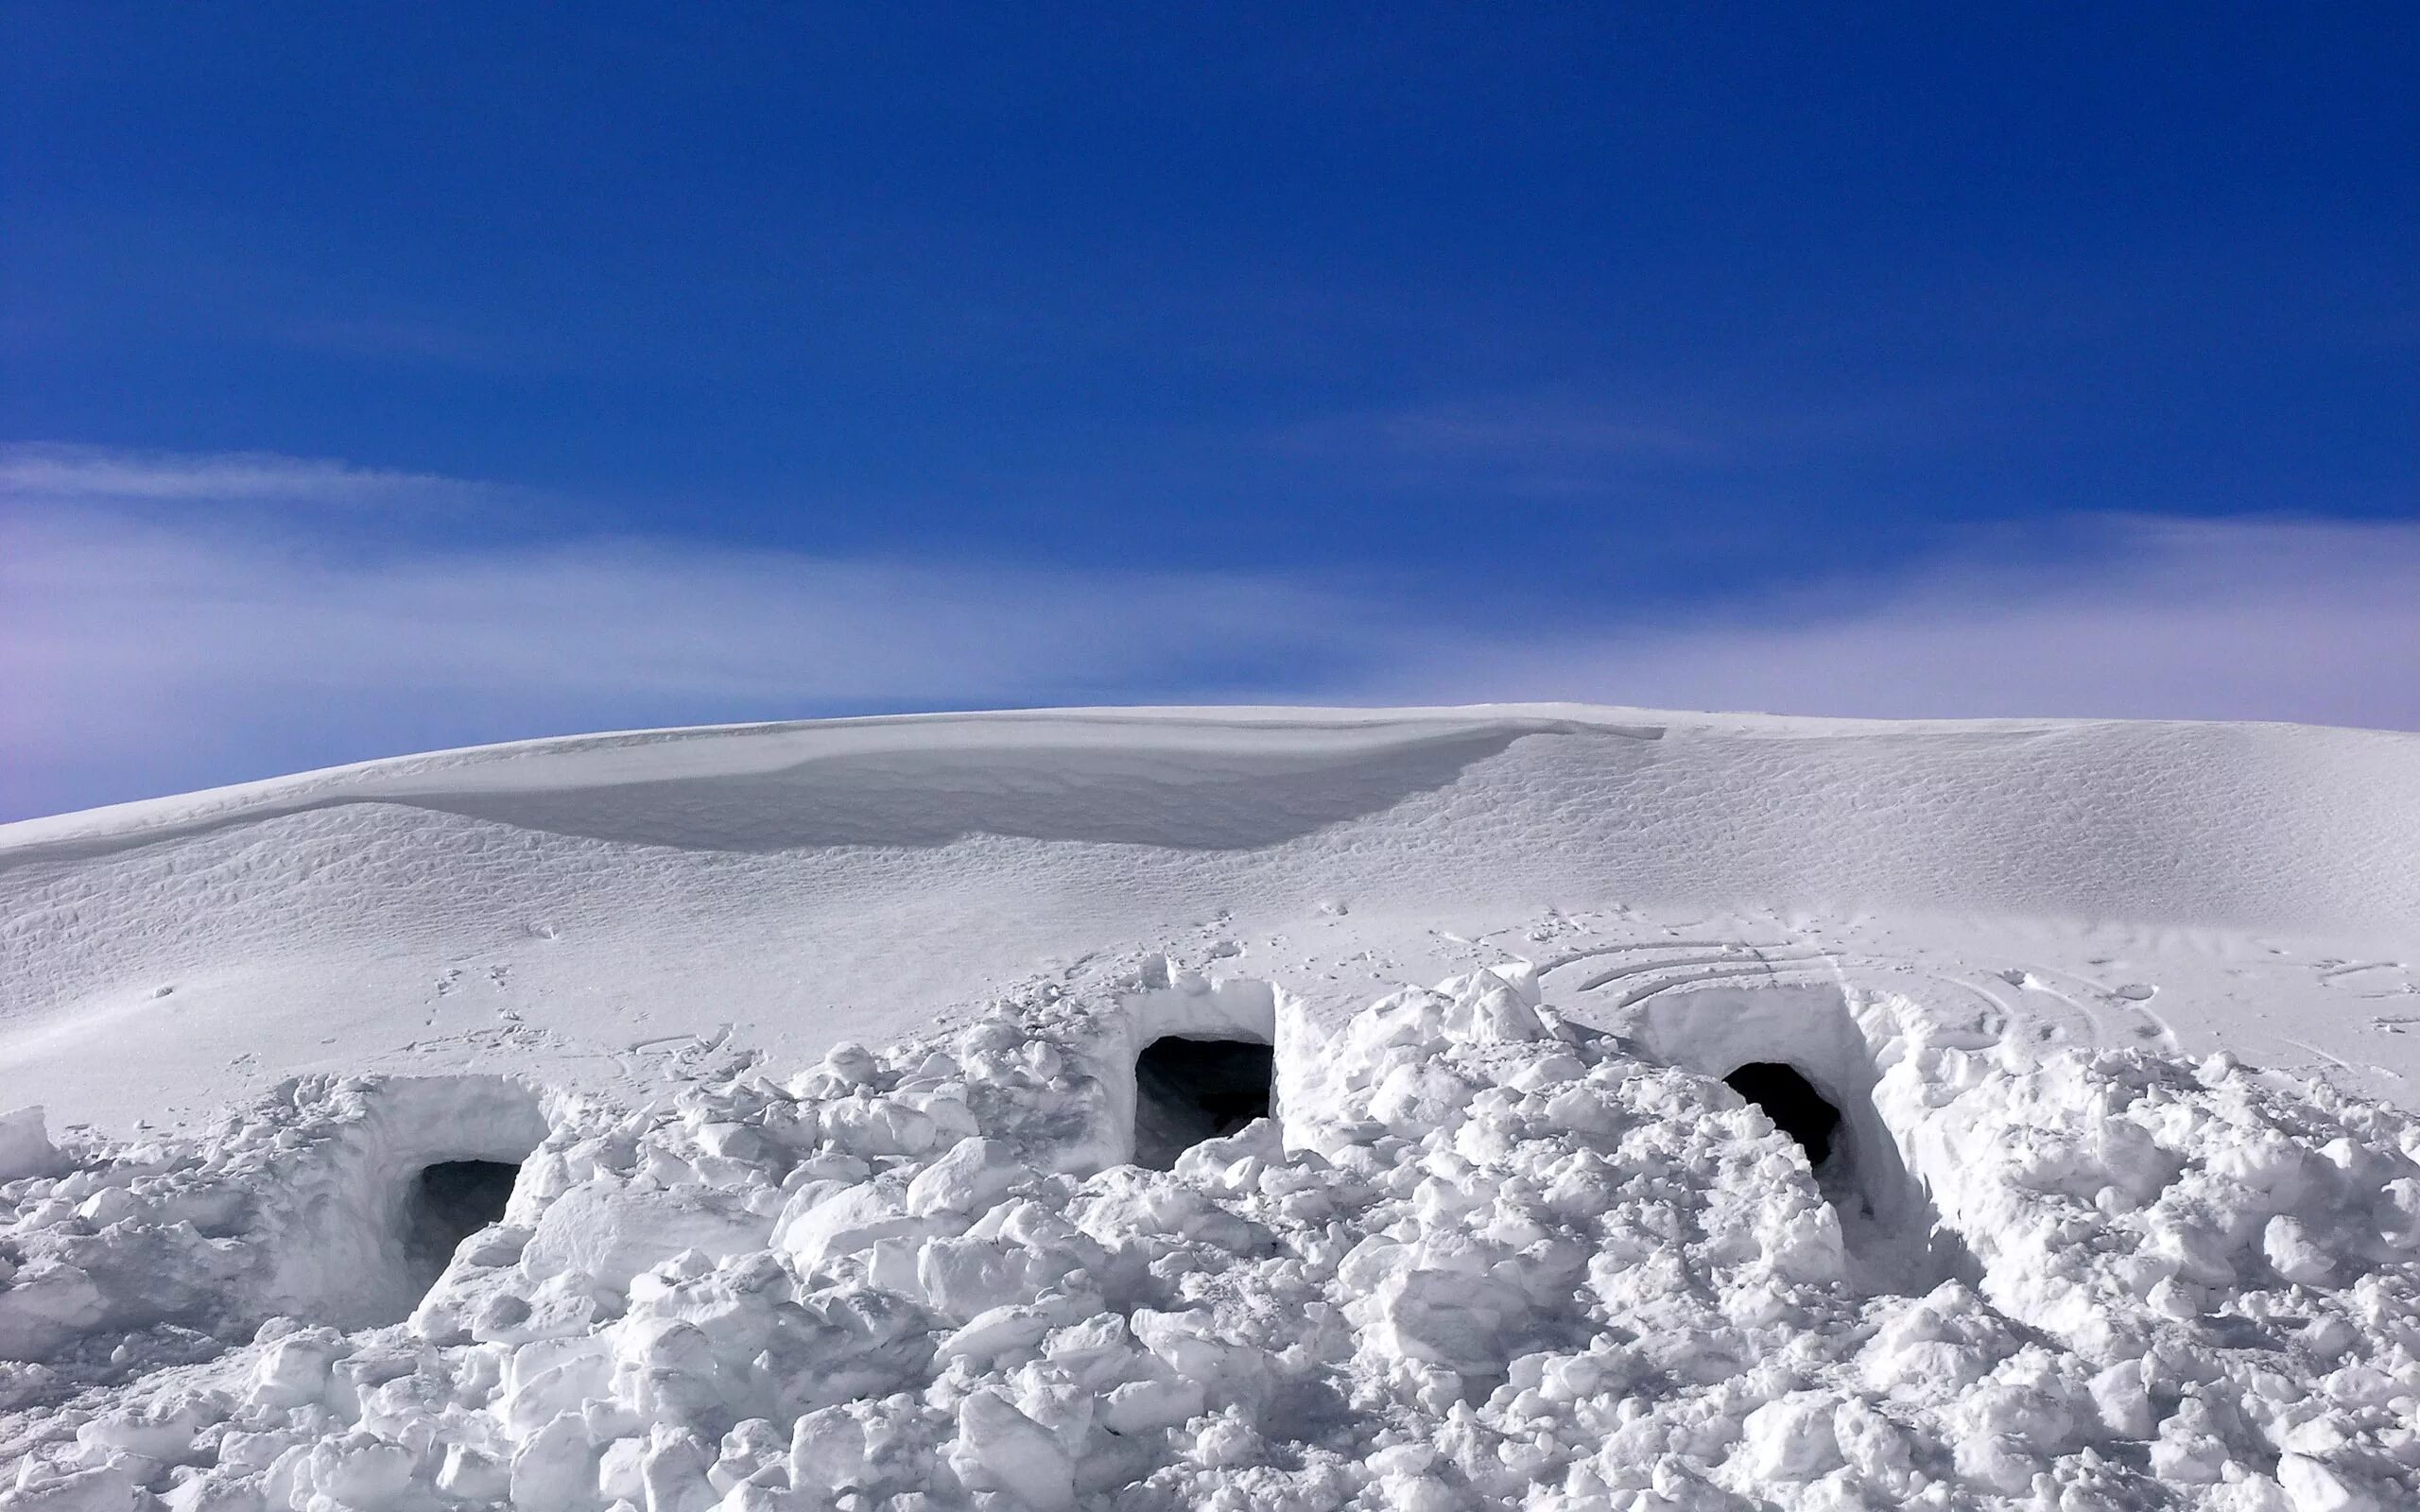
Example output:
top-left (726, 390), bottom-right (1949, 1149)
top-left (520, 1180), bottom-right (767, 1289)
top-left (951, 1389), bottom-right (1076, 1510)
top-left (0, 1104), bottom-right (61, 1182)
top-left (771, 1178), bottom-right (945, 1273)
top-left (903, 1135), bottom-right (1030, 1216)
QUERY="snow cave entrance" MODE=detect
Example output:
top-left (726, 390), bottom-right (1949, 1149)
top-left (272, 1075), bottom-right (553, 1331)
top-left (1632, 984), bottom-right (1972, 1295)
top-left (1723, 1062), bottom-right (1841, 1167)
top-left (1117, 971), bottom-right (1288, 1171)
top-left (401, 1159), bottom-right (521, 1290)
top-left (1133, 1036), bottom-right (1275, 1170)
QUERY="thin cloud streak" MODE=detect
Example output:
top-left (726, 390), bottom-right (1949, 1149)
top-left (1262, 389), bottom-right (1973, 507)
top-left (1277, 389), bottom-right (1962, 470)
top-left (0, 507), bottom-right (1395, 817)
top-left (0, 442), bottom-right (502, 507)
top-left (2, 447), bottom-right (2411, 820)
top-left (1370, 516), bottom-right (2420, 730)
top-left (1, 518), bottom-right (1370, 715)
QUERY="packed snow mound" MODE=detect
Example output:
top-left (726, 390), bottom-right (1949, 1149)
top-left (9, 966), bottom-right (2420, 1509)
top-left (8, 705), bottom-right (2420, 1506)
top-left (6, 705), bottom-right (2420, 1132)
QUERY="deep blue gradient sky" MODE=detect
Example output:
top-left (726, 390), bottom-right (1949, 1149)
top-left (3, 6), bottom-right (2416, 817)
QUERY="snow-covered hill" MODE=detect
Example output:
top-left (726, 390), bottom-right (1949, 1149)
top-left (8, 706), bottom-right (2419, 1133)
top-left (6, 706), bottom-right (2420, 1509)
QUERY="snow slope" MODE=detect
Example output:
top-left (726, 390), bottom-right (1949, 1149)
top-left (6, 705), bottom-right (2418, 1134)
top-left (7, 705), bottom-right (2420, 1510)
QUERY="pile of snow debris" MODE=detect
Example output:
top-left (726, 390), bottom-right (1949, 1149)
top-left (9, 966), bottom-right (2420, 1511)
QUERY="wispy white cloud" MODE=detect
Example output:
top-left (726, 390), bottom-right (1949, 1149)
top-left (1273, 389), bottom-right (1962, 494)
top-left (2, 445), bottom-right (2411, 819)
top-left (1255, 393), bottom-right (1972, 519)
top-left (0, 441), bottom-right (502, 508)
top-left (0, 478), bottom-right (1392, 816)
top-left (1364, 515), bottom-right (2420, 731)
top-left (0, 514), bottom-right (1370, 718)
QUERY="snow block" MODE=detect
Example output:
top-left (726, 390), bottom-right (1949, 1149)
top-left (523, 1181), bottom-right (768, 1291)
top-left (0, 1106), bottom-right (61, 1183)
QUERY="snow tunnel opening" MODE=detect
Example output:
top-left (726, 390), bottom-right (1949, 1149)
top-left (1629, 984), bottom-right (1973, 1295)
top-left (1132, 1036), bottom-right (1275, 1170)
top-left (255, 1075), bottom-right (554, 1331)
top-left (1106, 971), bottom-right (1293, 1172)
top-left (400, 1159), bottom-right (522, 1292)
top-left (1723, 1062), bottom-right (1841, 1168)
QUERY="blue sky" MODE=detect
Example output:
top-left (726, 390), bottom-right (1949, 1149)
top-left (3, 5), bottom-right (2415, 818)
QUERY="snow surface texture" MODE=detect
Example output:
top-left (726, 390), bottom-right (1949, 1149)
top-left (7, 706), bottom-right (2420, 1132)
top-left (6, 705), bottom-right (2420, 1508)
top-left (12, 965), bottom-right (2420, 1509)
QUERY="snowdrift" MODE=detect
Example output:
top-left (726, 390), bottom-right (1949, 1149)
top-left (5, 705), bottom-right (2420, 1508)
top-left (6, 706), bottom-right (2418, 1130)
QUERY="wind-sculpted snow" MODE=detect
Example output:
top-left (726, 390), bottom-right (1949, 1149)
top-left (9, 966), bottom-right (2420, 1509)
top-left (9, 706), bottom-right (2420, 1135)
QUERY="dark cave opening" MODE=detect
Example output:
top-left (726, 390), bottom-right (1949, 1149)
top-left (1723, 1061), bottom-right (1841, 1168)
top-left (402, 1160), bottom-right (521, 1290)
top-left (1132, 1036), bottom-right (1275, 1170)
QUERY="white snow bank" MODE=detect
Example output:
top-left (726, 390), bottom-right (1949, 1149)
top-left (6, 705), bottom-right (2419, 1134)
top-left (9, 966), bottom-right (2420, 1509)
top-left (0, 1074), bottom-right (555, 1373)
